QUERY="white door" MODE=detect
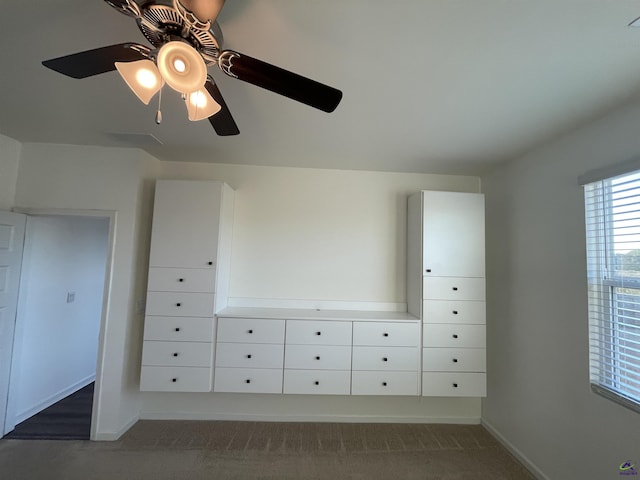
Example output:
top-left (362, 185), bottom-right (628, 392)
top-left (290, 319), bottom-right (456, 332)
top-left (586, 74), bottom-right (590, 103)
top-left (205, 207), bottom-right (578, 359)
top-left (422, 191), bottom-right (485, 278)
top-left (0, 211), bottom-right (26, 436)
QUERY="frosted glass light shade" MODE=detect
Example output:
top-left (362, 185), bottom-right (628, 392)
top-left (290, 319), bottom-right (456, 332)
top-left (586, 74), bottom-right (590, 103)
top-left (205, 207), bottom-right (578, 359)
top-left (115, 60), bottom-right (163, 105)
top-left (157, 41), bottom-right (207, 94)
top-left (186, 88), bottom-right (221, 121)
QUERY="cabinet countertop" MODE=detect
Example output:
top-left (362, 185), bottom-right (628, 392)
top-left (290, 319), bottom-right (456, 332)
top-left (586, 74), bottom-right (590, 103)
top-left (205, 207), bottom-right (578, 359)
top-left (216, 307), bottom-right (419, 323)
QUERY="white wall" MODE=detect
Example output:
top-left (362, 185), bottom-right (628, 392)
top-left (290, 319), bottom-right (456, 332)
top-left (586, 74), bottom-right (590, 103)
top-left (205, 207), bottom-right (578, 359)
top-left (0, 133), bottom-right (20, 210)
top-left (482, 97), bottom-right (640, 478)
top-left (140, 162), bottom-right (484, 422)
top-left (160, 162), bottom-right (480, 307)
top-left (12, 215), bottom-right (109, 423)
top-left (14, 143), bottom-right (160, 440)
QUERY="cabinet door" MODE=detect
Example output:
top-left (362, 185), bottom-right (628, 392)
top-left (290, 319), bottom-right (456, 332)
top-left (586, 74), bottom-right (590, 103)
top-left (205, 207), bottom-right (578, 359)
top-left (283, 370), bottom-right (351, 395)
top-left (285, 320), bottom-right (352, 346)
top-left (422, 191), bottom-right (485, 278)
top-left (284, 345), bottom-right (352, 370)
top-left (213, 367), bottom-right (283, 393)
top-left (215, 343), bottom-right (285, 369)
top-left (352, 322), bottom-right (419, 347)
top-left (352, 346), bottom-right (419, 371)
top-left (149, 180), bottom-right (222, 268)
top-left (140, 366), bottom-right (211, 392)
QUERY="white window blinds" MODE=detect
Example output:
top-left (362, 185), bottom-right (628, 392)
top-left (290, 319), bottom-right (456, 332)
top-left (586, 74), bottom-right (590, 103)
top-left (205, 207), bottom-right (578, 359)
top-left (584, 171), bottom-right (640, 412)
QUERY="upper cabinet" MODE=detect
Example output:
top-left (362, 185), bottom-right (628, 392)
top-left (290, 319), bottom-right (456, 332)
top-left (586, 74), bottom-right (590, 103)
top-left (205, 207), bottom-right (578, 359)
top-left (149, 180), bottom-right (224, 269)
top-left (421, 191), bottom-right (485, 279)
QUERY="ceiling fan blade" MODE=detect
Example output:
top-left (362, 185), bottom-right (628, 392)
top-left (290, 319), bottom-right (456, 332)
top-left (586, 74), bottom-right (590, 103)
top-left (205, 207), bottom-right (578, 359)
top-left (204, 79), bottom-right (240, 136)
top-left (42, 43), bottom-right (148, 79)
top-left (218, 50), bottom-right (343, 113)
top-left (179, 0), bottom-right (225, 23)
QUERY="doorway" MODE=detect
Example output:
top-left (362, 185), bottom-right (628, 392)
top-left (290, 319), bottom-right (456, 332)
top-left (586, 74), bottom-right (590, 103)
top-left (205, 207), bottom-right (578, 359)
top-left (3, 212), bottom-right (112, 440)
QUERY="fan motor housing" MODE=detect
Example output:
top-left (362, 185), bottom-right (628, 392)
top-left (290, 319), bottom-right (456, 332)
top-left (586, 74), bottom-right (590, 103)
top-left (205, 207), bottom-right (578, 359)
top-left (136, 0), bottom-right (222, 64)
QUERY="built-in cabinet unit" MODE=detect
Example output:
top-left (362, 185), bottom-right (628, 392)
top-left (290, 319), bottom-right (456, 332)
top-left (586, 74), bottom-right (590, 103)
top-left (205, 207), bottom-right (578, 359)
top-left (212, 308), bottom-right (420, 396)
top-left (140, 180), bottom-right (234, 392)
top-left (407, 190), bottom-right (486, 397)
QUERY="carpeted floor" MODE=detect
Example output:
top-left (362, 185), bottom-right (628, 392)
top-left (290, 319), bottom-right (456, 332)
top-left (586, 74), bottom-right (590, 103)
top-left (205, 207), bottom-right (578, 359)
top-left (3, 383), bottom-right (93, 440)
top-left (0, 420), bottom-right (535, 479)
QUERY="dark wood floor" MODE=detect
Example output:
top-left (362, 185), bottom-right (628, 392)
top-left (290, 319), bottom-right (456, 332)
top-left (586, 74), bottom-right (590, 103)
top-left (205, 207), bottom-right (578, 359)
top-left (3, 382), bottom-right (93, 440)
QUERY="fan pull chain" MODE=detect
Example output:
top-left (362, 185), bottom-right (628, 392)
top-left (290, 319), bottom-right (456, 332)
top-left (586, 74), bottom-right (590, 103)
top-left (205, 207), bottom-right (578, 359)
top-left (155, 86), bottom-right (163, 125)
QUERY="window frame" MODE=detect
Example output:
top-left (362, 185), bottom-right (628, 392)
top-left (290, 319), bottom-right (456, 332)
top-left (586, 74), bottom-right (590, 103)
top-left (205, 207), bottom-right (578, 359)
top-left (584, 172), bottom-right (640, 414)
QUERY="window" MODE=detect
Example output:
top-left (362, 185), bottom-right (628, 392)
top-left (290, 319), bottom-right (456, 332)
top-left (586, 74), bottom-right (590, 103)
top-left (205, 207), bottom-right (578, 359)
top-left (584, 170), bottom-right (640, 412)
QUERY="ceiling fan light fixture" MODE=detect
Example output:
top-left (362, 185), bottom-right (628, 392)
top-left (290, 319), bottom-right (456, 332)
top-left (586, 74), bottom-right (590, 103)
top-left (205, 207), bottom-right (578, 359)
top-left (185, 88), bottom-right (221, 121)
top-left (157, 41), bottom-right (207, 94)
top-left (115, 59), bottom-right (163, 104)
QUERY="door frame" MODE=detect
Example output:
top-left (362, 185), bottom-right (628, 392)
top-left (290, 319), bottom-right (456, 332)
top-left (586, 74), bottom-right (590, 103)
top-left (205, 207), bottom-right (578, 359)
top-left (7, 208), bottom-right (116, 441)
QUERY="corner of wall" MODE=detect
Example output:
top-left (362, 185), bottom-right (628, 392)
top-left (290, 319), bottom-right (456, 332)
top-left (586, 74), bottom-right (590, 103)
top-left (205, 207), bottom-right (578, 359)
top-left (0, 133), bottom-right (22, 210)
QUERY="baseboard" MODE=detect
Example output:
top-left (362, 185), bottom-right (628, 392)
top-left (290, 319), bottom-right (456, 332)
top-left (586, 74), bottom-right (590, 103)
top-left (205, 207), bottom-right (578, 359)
top-left (14, 374), bottom-right (95, 425)
top-left (92, 415), bottom-right (139, 441)
top-left (481, 419), bottom-right (549, 480)
top-left (140, 411), bottom-right (481, 424)
top-left (227, 297), bottom-right (408, 312)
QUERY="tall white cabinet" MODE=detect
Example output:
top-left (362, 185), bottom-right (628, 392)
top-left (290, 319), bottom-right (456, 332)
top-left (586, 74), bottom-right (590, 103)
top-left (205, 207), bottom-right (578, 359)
top-left (140, 180), bottom-right (234, 392)
top-left (407, 190), bottom-right (486, 397)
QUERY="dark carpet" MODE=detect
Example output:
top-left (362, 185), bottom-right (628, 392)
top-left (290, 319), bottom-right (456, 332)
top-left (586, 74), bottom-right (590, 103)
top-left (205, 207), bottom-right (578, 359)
top-left (3, 382), bottom-right (93, 440)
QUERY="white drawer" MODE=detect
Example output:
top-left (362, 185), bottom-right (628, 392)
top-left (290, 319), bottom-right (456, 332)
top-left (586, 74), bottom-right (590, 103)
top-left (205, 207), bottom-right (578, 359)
top-left (284, 345), bottom-right (351, 370)
top-left (423, 324), bottom-right (486, 348)
top-left (285, 320), bottom-right (352, 345)
top-left (147, 267), bottom-right (216, 293)
top-left (217, 318), bottom-right (285, 344)
top-left (422, 348), bottom-right (486, 372)
top-left (283, 369), bottom-right (351, 395)
top-left (140, 366), bottom-right (211, 392)
top-left (213, 367), bottom-right (283, 394)
top-left (352, 346), bottom-right (419, 371)
top-left (143, 316), bottom-right (214, 342)
top-left (351, 371), bottom-right (419, 396)
top-left (146, 292), bottom-right (214, 317)
top-left (423, 300), bottom-right (486, 324)
top-left (216, 342), bottom-right (284, 369)
top-left (422, 372), bottom-right (486, 397)
top-left (423, 277), bottom-right (485, 301)
top-left (352, 322), bottom-right (419, 347)
top-left (141, 341), bottom-right (212, 367)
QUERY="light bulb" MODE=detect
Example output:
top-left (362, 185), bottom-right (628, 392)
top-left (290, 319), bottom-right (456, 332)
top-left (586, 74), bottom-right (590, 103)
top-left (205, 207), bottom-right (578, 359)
top-left (115, 60), bottom-right (163, 105)
top-left (157, 41), bottom-right (207, 94)
top-left (185, 88), bottom-right (221, 121)
top-left (173, 59), bottom-right (186, 73)
top-left (136, 68), bottom-right (159, 89)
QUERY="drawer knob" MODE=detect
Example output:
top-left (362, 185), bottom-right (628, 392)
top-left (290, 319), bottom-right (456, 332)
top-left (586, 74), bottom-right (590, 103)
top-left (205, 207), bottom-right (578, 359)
top-left (248, 329), bottom-right (253, 334)
top-left (452, 358), bottom-right (458, 363)
top-left (316, 331), bottom-right (322, 336)
top-left (452, 310), bottom-right (459, 315)
top-left (383, 333), bottom-right (389, 337)
top-left (247, 354), bottom-right (252, 359)
top-left (382, 357), bottom-right (388, 362)
top-left (172, 378), bottom-right (177, 383)
top-left (453, 383), bottom-right (459, 388)
top-left (425, 268), bottom-right (432, 273)
top-left (208, 261), bottom-right (213, 266)
top-left (173, 353), bottom-right (179, 357)
top-left (178, 278), bottom-right (184, 282)
top-left (314, 381), bottom-right (320, 386)
top-left (175, 327), bottom-right (180, 332)
top-left (382, 382), bottom-right (388, 386)
top-left (315, 356), bottom-right (321, 360)
top-left (245, 379), bottom-right (251, 384)
top-left (453, 334), bottom-right (459, 339)
top-left (176, 303), bottom-right (182, 307)
top-left (452, 287), bottom-right (458, 291)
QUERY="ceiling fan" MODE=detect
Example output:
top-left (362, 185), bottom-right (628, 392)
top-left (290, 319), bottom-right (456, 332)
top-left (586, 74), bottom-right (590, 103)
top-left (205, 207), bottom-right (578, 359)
top-left (42, 0), bottom-right (343, 136)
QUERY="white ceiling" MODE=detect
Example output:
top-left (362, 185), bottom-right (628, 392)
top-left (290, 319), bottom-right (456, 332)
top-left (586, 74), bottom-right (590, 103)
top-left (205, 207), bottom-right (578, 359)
top-left (2, 0), bottom-right (640, 175)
